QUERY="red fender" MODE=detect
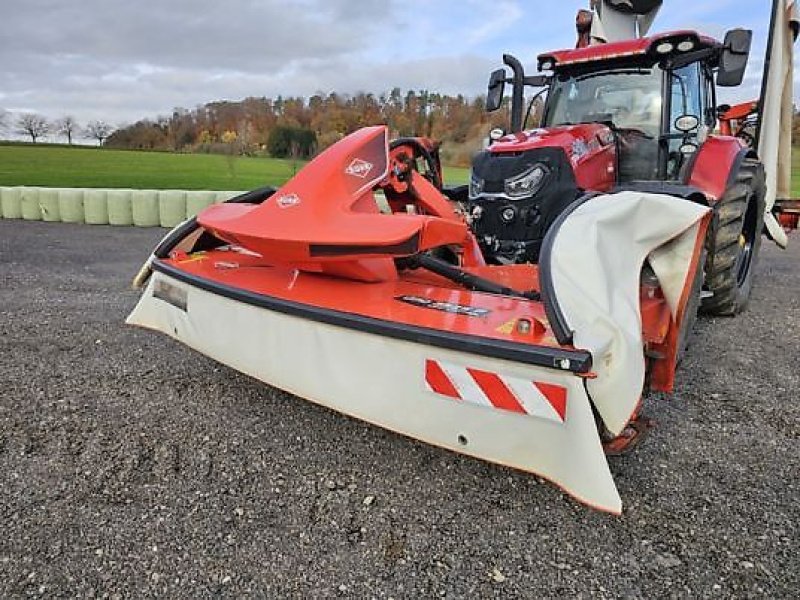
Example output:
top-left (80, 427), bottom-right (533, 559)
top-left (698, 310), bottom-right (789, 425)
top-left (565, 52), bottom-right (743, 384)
top-left (686, 136), bottom-right (750, 203)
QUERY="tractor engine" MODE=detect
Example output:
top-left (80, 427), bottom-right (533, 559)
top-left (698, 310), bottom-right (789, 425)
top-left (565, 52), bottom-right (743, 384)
top-left (466, 124), bottom-right (617, 264)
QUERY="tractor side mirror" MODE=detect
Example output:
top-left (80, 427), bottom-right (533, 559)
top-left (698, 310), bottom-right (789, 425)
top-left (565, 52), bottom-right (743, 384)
top-left (523, 74), bottom-right (550, 88)
top-left (486, 69), bottom-right (507, 112)
top-left (717, 28), bottom-right (752, 87)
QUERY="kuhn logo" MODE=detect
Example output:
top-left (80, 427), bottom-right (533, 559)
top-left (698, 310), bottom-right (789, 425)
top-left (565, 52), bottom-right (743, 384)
top-left (276, 193), bottom-right (301, 208)
top-left (345, 158), bottom-right (373, 179)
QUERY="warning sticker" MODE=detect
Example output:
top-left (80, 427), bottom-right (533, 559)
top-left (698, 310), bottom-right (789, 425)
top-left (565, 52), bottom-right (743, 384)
top-left (495, 318), bottom-right (517, 334)
top-left (395, 295), bottom-right (491, 318)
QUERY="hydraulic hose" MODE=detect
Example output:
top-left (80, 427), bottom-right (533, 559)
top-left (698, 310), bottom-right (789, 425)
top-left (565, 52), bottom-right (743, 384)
top-left (403, 253), bottom-right (540, 301)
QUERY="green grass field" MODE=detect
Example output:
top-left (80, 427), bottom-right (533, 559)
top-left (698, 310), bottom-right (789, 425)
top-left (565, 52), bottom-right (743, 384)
top-left (0, 143), bottom-right (472, 190)
top-left (1, 142), bottom-right (797, 194)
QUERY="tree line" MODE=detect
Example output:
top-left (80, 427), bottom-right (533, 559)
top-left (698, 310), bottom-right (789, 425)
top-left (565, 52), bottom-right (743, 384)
top-left (0, 110), bottom-right (115, 146)
top-left (103, 90), bottom-right (513, 166)
top-left (10, 90), bottom-right (797, 167)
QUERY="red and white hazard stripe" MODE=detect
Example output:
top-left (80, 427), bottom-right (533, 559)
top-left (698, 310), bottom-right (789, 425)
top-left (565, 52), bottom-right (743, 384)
top-left (425, 359), bottom-right (567, 423)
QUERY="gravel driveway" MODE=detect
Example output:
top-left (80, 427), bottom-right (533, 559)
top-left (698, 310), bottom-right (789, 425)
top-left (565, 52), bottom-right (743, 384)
top-left (0, 220), bottom-right (797, 598)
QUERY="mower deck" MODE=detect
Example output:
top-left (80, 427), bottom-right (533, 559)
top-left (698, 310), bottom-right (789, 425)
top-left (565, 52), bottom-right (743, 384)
top-left (128, 125), bottom-right (711, 514)
top-left (152, 247), bottom-right (593, 373)
top-left (130, 250), bottom-right (628, 513)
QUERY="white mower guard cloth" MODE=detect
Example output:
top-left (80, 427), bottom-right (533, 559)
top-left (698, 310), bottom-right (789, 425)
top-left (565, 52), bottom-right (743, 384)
top-left (540, 192), bottom-right (711, 435)
top-left (759, 0), bottom-right (799, 249)
top-left (128, 270), bottom-right (624, 513)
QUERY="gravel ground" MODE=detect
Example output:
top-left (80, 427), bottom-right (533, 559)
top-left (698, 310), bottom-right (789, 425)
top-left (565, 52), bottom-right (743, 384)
top-left (0, 220), bottom-right (798, 599)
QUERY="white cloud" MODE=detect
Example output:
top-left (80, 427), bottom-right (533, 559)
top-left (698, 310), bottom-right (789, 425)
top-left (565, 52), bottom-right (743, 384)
top-left (0, 0), bottom-right (797, 130)
top-left (465, 0), bottom-right (525, 46)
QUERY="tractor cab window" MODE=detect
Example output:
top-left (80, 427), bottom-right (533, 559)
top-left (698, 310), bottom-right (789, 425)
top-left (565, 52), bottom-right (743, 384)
top-left (666, 63), bottom-right (704, 178)
top-left (544, 68), bottom-right (663, 135)
top-left (543, 67), bottom-right (663, 181)
top-left (669, 63), bottom-right (703, 126)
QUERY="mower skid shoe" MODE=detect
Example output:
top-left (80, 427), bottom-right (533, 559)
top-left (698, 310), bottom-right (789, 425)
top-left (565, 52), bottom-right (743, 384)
top-left (127, 272), bottom-right (623, 514)
top-left (602, 414), bottom-right (655, 457)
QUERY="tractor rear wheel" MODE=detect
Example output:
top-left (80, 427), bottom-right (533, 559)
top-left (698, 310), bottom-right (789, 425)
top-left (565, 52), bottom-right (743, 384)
top-left (702, 158), bottom-right (766, 316)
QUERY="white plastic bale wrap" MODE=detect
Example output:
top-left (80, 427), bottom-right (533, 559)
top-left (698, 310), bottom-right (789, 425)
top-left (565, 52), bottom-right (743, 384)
top-left (131, 190), bottom-right (160, 227)
top-left (215, 191), bottom-right (245, 203)
top-left (0, 187), bottom-right (251, 225)
top-left (84, 189), bottom-right (109, 225)
top-left (158, 190), bottom-right (187, 228)
top-left (38, 188), bottom-right (61, 222)
top-left (0, 187), bottom-right (22, 219)
top-left (543, 192), bottom-right (710, 435)
top-left (107, 189), bottom-right (134, 226)
top-left (58, 189), bottom-right (85, 223)
top-left (20, 188), bottom-right (41, 220)
top-left (185, 191), bottom-right (218, 218)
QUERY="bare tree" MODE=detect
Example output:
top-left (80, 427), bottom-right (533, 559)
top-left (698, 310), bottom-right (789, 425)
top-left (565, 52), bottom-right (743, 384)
top-left (56, 115), bottom-right (79, 145)
top-left (17, 113), bottom-right (49, 143)
top-left (85, 120), bottom-right (113, 146)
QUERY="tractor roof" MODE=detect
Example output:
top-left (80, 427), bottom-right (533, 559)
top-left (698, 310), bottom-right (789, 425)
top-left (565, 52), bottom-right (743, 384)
top-left (538, 30), bottom-right (720, 71)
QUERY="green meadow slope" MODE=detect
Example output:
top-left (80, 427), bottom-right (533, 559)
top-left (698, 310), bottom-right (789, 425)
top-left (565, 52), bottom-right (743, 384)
top-left (0, 143), bottom-right (472, 190)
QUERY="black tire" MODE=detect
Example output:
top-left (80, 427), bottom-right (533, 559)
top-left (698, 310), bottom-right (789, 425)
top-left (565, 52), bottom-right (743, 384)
top-left (701, 158), bottom-right (766, 316)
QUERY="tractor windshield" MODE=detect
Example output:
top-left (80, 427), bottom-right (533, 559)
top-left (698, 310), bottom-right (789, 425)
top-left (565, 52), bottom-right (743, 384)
top-left (543, 68), bottom-right (663, 137)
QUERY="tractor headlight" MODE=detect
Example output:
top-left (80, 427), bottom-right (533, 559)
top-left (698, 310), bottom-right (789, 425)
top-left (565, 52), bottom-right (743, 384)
top-left (677, 39), bottom-right (695, 52)
top-left (469, 174), bottom-right (485, 198)
top-left (504, 164), bottom-right (549, 199)
top-left (655, 41), bottom-right (675, 54)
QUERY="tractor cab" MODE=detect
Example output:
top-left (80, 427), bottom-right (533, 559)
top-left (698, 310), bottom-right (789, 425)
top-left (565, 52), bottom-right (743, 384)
top-left (537, 30), bottom-right (748, 182)
top-left (470, 28), bottom-right (752, 265)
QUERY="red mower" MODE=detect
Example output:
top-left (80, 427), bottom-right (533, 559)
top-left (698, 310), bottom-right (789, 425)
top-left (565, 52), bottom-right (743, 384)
top-left (129, 0), bottom-right (798, 513)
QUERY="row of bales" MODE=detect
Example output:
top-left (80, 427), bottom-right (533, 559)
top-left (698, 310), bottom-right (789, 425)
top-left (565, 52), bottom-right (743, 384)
top-left (0, 187), bottom-right (245, 228)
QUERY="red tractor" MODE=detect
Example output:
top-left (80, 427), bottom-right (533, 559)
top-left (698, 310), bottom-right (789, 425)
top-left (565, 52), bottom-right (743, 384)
top-left (457, 0), bottom-right (794, 317)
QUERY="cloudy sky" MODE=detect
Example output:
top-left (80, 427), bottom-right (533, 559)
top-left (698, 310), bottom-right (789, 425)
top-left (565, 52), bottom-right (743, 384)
top-left (0, 0), bottom-right (791, 135)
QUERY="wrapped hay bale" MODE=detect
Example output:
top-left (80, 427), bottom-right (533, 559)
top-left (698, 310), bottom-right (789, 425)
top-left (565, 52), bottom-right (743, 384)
top-left (58, 189), bottom-right (84, 223)
top-left (107, 189), bottom-right (133, 226)
top-left (20, 188), bottom-right (41, 220)
top-left (0, 187), bottom-right (23, 219)
top-left (38, 188), bottom-right (61, 222)
top-left (83, 189), bottom-right (109, 224)
top-left (214, 190), bottom-right (245, 203)
top-left (158, 190), bottom-right (187, 228)
top-left (185, 190), bottom-right (217, 218)
top-left (131, 190), bottom-right (160, 227)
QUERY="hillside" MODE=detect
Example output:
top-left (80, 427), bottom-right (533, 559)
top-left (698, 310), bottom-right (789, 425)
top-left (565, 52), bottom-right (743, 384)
top-left (0, 143), bottom-right (471, 190)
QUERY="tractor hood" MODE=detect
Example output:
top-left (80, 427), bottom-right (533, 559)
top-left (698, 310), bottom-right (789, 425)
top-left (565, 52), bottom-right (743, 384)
top-left (489, 123), bottom-right (616, 167)
top-left (467, 122), bottom-right (616, 264)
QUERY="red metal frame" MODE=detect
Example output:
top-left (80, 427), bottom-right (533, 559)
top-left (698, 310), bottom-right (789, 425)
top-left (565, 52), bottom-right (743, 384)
top-left (648, 212), bottom-right (711, 392)
top-left (198, 127), bottom-right (474, 282)
top-left (719, 101), bottom-right (759, 137)
top-left (777, 200), bottom-right (800, 230)
top-left (686, 136), bottom-right (748, 204)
